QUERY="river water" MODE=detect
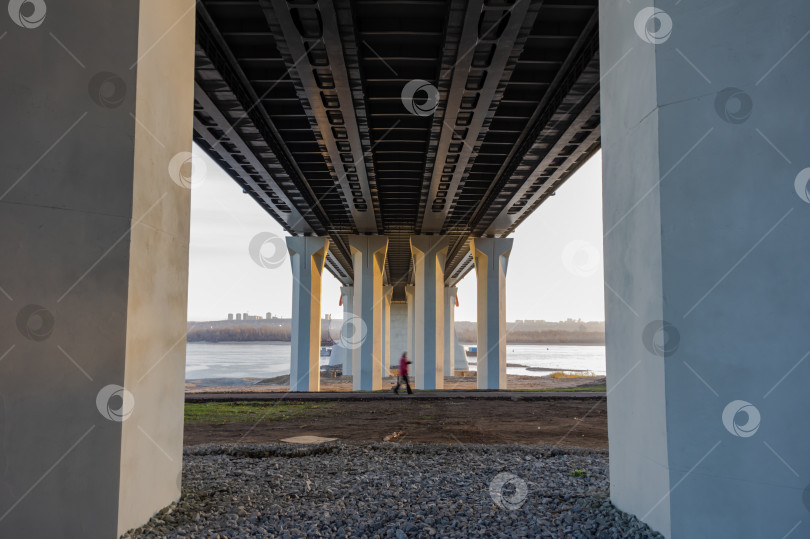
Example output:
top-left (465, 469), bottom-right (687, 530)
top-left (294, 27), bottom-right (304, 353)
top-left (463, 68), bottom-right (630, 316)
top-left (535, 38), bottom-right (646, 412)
top-left (185, 342), bottom-right (605, 381)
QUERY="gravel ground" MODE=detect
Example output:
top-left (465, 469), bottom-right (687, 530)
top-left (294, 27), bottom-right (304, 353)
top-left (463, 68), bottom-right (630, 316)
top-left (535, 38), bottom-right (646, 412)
top-left (123, 442), bottom-right (662, 539)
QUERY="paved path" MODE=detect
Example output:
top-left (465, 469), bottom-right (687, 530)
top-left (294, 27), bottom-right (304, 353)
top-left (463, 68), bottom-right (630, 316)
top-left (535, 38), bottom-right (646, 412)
top-left (186, 390), bottom-right (605, 402)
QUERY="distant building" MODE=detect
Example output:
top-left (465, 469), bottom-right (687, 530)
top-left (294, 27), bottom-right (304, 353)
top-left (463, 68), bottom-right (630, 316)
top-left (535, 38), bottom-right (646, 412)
top-left (324, 313), bottom-right (331, 321)
top-left (242, 312), bottom-right (248, 320)
top-left (236, 313), bottom-right (242, 320)
top-left (266, 312), bottom-right (272, 319)
top-left (228, 313), bottom-right (233, 321)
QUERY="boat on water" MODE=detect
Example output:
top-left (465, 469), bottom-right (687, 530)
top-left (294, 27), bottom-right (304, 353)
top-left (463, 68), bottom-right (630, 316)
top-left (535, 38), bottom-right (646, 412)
top-left (465, 345), bottom-right (477, 357)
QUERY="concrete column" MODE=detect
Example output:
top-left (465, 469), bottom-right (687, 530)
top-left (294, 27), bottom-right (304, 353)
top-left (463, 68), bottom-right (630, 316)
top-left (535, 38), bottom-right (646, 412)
top-left (454, 331), bottom-right (469, 371)
top-left (405, 285), bottom-right (415, 362)
top-left (601, 2), bottom-right (810, 536)
top-left (389, 301), bottom-right (409, 365)
top-left (382, 285), bottom-right (393, 374)
top-left (0, 1), bottom-right (195, 536)
top-left (443, 286), bottom-right (458, 376)
top-left (286, 236), bottom-right (329, 392)
top-left (471, 238), bottom-right (512, 389)
top-left (410, 236), bottom-right (450, 390)
top-left (332, 286), bottom-right (353, 376)
top-left (348, 235), bottom-right (388, 390)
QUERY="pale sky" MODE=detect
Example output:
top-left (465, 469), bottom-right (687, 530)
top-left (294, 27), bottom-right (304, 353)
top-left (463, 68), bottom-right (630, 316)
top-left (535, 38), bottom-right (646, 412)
top-left (186, 145), bottom-right (605, 323)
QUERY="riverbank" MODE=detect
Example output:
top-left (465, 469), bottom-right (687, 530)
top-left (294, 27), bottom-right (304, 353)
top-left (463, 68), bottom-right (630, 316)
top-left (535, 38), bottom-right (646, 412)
top-left (186, 373), bottom-right (606, 393)
top-left (182, 395), bottom-right (607, 448)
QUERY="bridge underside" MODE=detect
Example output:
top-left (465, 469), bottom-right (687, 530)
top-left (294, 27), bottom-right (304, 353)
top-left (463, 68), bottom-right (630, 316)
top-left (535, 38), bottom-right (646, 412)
top-left (5, 1), bottom-right (810, 538)
top-left (193, 0), bottom-right (600, 298)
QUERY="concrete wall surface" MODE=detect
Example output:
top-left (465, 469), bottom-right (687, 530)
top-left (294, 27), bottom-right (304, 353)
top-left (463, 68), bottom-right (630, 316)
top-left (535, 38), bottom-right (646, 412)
top-left (601, 1), bottom-right (810, 537)
top-left (0, 1), bottom-right (196, 536)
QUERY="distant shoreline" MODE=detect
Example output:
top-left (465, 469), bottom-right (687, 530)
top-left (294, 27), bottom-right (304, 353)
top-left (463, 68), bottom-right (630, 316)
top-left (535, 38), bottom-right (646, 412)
top-left (186, 319), bottom-right (605, 345)
top-left (187, 340), bottom-right (606, 346)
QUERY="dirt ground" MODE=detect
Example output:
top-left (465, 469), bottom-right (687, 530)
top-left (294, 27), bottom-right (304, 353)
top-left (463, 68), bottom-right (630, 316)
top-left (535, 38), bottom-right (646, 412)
top-left (183, 397), bottom-right (608, 449)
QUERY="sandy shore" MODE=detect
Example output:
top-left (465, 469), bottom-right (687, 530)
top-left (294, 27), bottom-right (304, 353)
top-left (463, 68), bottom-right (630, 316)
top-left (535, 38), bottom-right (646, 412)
top-left (185, 373), bottom-right (605, 393)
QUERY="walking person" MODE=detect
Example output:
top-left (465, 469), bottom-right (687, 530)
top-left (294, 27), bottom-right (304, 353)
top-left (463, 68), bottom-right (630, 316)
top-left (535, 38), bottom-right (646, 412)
top-left (393, 352), bottom-right (412, 395)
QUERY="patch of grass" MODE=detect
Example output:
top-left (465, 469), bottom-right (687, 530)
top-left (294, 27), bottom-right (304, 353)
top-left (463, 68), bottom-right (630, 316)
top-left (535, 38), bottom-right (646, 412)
top-left (509, 386), bottom-right (606, 392)
top-left (570, 469), bottom-right (588, 478)
top-left (547, 371), bottom-right (595, 379)
top-left (184, 401), bottom-right (334, 424)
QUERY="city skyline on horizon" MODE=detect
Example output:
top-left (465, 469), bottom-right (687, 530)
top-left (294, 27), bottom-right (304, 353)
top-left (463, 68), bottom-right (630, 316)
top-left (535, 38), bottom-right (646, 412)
top-left (192, 312), bottom-right (606, 324)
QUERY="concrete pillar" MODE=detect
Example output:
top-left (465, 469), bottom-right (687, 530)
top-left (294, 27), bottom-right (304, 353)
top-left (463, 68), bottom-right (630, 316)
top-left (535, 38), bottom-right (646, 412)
top-left (389, 301), bottom-right (409, 366)
top-left (348, 235), bottom-right (388, 390)
top-left (454, 331), bottom-right (469, 371)
top-left (286, 236), bottom-right (329, 392)
top-left (410, 236), bottom-right (450, 390)
top-left (382, 285), bottom-right (393, 374)
top-left (405, 285), bottom-right (415, 362)
top-left (0, 1), bottom-right (195, 536)
top-left (471, 238), bottom-right (512, 389)
top-left (332, 286), bottom-right (353, 376)
top-left (601, 2), bottom-right (810, 536)
top-left (443, 286), bottom-right (458, 376)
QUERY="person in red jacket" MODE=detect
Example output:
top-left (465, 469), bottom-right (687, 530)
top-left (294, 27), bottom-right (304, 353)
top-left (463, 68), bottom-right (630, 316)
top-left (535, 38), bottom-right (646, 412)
top-left (394, 352), bottom-right (412, 394)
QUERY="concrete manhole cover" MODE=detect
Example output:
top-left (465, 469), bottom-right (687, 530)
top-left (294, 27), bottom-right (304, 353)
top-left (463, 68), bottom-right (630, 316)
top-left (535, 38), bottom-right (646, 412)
top-left (281, 435), bottom-right (337, 444)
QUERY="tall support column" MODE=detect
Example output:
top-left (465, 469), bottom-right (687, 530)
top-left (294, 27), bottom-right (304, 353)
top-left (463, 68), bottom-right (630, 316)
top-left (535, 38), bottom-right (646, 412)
top-left (443, 286), bottom-right (458, 376)
top-left (286, 236), bottom-right (329, 392)
top-left (348, 235), bottom-right (388, 391)
top-left (471, 238), bottom-right (512, 389)
top-left (601, 2), bottom-right (810, 537)
top-left (410, 236), bottom-right (450, 390)
top-left (0, 1), bottom-right (196, 536)
top-left (454, 331), bottom-right (469, 371)
top-left (335, 286), bottom-right (353, 376)
top-left (382, 285), bottom-right (393, 374)
top-left (405, 285), bottom-right (416, 363)
top-left (389, 300), bottom-right (409, 364)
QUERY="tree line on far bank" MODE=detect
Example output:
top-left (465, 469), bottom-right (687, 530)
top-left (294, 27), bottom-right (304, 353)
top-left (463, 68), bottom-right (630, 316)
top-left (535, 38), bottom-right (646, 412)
top-left (186, 319), bottom-right (605, 345)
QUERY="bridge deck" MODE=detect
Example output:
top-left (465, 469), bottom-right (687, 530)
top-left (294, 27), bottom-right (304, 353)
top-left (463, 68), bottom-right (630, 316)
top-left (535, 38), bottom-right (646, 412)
top-left (193, 0), bottom-right (600, 298)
